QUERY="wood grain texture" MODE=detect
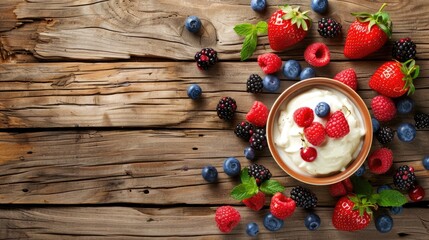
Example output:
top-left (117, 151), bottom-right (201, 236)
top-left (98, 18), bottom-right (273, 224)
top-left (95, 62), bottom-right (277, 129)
top-left (0, 61), bottom-right (428, 128)
top-left (0, 206), bottom-right (428, 239)
top-left (0, 0), bottom-right (428, 61)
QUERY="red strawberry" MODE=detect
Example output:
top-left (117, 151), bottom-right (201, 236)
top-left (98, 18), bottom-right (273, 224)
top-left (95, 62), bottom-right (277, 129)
top-left (268, 5), bottom-right (312, 51)
top-left (215, 206), bottom-right (241, 233)
top-left (270, 192), bottom-right (296, 219)
top-left (334, 68), bottom-right (358, 91)
top-left (293, 107), bottom-right (314, 128)
top-left (242, 191), bottom-right (266, 211)
top-left (369, 60), bottom-right (420, 98)
top-left (304, 122), bottom-right (326, 146)
top-left (332, 195), bottom-right (372, 231)
top-left (368, 148), bottom-right (393, 174)
top-left (344, 4), bottom-right (392, 59)
top-left (246, 101), bottom-right (269, 127)
top-left (325, 110), bottom-right (350, 138)
top-left (304, 43), bottom-right (331, 67)
top-left (342, 178), bottom-right (354, 193)
top-left (371, 95), bottom-right (397, 122)
top-left (329, 182), bottom-right (347, 197)
top-left (257, 53), bottom-right (282, 74)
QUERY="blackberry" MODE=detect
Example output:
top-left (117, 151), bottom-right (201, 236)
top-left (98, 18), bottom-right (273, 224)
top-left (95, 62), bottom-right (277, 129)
top-left (414, 112), bottom-right (429, 129)
top-left (290, 186), bottom-right (318, 208)
top-left (234, 121), bottom-right (254, 141)
top-left (392, 38), bottom-right (416, 62)
top-left (393, 165), bottom-right (416, 191)
top-left (375, 126), bottom-right (395, 145)
top-left (317, 18), bottom-right (342, 38)
top-left (194, 48), bottom-right (218, 70)
top-left (248, 163), bottom-right (272, 185)
top-left (246, 74), bottom-right (263, 93)
top-left (249, 128), bottom-right (267, 151)
top-left (216, 97), bottom-right (237, 121)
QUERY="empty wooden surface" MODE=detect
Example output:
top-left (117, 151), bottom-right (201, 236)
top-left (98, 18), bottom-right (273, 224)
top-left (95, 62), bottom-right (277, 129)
top-left (0, 0), bottom-right (428, 239)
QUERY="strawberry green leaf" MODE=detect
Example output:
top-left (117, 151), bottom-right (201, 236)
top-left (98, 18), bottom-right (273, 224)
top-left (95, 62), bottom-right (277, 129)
top-left (351, 176), bottom-right (373, 197)
top-left (301, 20), bottom-right (308, 31)
top-left (377, 190), bottom-right (408, 207)
top-left (234, 23), bottom-right (255, 36)
top-left (256, 21), bottom-right (268, 35)
top-left (260, 180), bottom-right (285, 195)
top-left (240, 32), bottom-right (257, 61)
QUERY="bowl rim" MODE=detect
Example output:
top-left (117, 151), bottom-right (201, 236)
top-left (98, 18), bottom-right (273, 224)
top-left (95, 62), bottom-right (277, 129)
top-left (266, 77), bottom-right (373, 185)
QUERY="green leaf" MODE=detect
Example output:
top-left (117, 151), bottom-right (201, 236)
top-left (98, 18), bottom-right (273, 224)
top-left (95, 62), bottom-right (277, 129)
top-left (240, 32), bottom-right (257, 61)
top-left (260, 180), bottom-right (285, 195)
top-left (240, 168), bottom-right (251, 184)
top-left (377, 190), bottom-right (408, 207)
top-left (351, 176), bottom-right (373, 197)
top-left (301, 20), bottom-right (308, 31)
top-left (233, 23), bottom-right (254, 36)
top-left (231, 184), bottom-right (255, 201)
top-left (256, 21), bottom-right (267, 35)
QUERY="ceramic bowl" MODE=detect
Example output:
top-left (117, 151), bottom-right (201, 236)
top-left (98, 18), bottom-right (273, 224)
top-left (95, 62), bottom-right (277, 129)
top-left (266, 77), bottom-right (373, 185)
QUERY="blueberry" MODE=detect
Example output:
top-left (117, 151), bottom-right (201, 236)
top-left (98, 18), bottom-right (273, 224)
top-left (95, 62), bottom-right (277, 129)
top-left (311, 0), bottom-right (329, 14)
top-left (187, 84), bottom-right (202, 99)
top-left (375, 214), bottom-right (393, 233)
top-left (423, 156), bottom-right (429, 170)
top-left (396, 96), bottom-right (415, 114)
top-left (244, 146), bottom-right (255, 161)
top-left (300, 67), bottom-right (315, 80)
top-left (283, 60), bottom-right (302, 79)
top-left (185, 16), bottom-right (202, 33)
top-left (377, 184), bottom-right (392, 193)
top-left (263, 75), bottom-right (280, 92)
top-left (201, 165), bottom-right (218, 182)
top-left (355, 165), bottom-right (365, 177)
top-left (315, 102), bottom-right (330, 118)
top-left (263, 213), bottom-right (284, 231)
top-left (372, 117), bottom-right (380, 133)
top-left (397, 123), bottom-right (416, 142)
top-left (246, 222), bottom-right (259, 237)
top-left (304, 213), bottom-right (321, 231)
top-left (223, 157), bottom-right (241, 177)
top-left (390, 206), bottom-right (403, 215)
top-left (250, 0), bottom-right (266, 12)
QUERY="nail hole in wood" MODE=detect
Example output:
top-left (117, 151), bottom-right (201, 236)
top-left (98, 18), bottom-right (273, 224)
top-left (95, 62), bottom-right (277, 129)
top-left (27, 151), bottom-right (33, 154)
top-left (143, 190), bottom-right (149, 194)
top-left (22, 189), bottom-right (29, 192)
top-left (199, 134), bottom-right (204, 137)
top-left (192, 147), bottom-right (198, 150)
top-left (398, 233), bottom-right (409, 237)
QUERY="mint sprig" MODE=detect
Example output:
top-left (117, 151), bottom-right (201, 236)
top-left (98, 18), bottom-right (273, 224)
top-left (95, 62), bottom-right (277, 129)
top-left (233, 21), bottom-right (267, 61)
top-left (260, 180), bottom-right (286, 195)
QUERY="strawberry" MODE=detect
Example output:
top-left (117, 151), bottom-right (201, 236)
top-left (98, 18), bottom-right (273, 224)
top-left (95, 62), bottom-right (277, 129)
top-left (369, 59), bottom-right (420, 98)
top-left (242, 191), bottom-right (266, 211)
top-left (270, 192), bottom-right (296, 219)
top-left (368, 148), bottom-right (393, 174)
top-left (293, 107), bottom-right (314, 128)
top-left (325, 110), bottom-right (350, 138)
top-left (332, 195), bottom-right (372, 231)
top-left (246, 101), bottom-right (269, 127)
top-left (268, 5), bottom-right (312, 51)
top-left (371, 95), bottom-right (397, 122)
top-left (329, 182), bottom-right (347, 197)
top-left (215, 206), bottom-right (241, 233)
top-left (344, 3), bottom-right (392, 59)
top-left (304, 122), bottom-right (326, 146)
top-left (304, 43), bottom-right (331, 67)
top-left (334, 68), bottom-right (358, 91)
top-left (258, 53), bottom-right (282, 74)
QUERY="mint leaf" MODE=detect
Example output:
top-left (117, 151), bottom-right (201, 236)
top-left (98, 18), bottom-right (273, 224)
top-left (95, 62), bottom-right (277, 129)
top-left (256, 21), bottom-right (267, 35)
top-left (377, 190), bottom-right (408, 207)
top-left (240, 168), bottom-right (251, 184)
top-left (260, 180), bottom-right (285, 195)
top-left (240, 33), bottom-right (257, 61)
top-left (231, 184), bottom-right (253, 200)
top-left (234, 23), bottom-right (254, 36)
top-left (351, 176), bottom-right (373, 197)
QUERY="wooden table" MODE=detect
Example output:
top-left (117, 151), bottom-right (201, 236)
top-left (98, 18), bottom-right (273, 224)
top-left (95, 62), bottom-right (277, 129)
top-left (0, 0), bottom-right (428, 239)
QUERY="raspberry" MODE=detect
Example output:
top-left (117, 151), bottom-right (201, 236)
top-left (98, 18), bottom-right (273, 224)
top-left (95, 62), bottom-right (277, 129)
top-left (215, 206), bottom-right (241, 233)
top-left (216, 97), bottom-right (237, 121)
top-left (371, 95), bottom-right (397, 122)
top-left (325, 110), bottom-right (350, 138)
top-left (234, 121), bottom-right (254, 141)
top-left (304, 122), bottom-right (326, 146)
top-left (368, 148), bottom-right (394, 174)
top-left (242, 191), bottom-right (266, 211)
top-left (246, 101), bottom-right (269, 127)
top-left (290, 186), bottom-right (318, 209)
top-left (342, 178), bottom-right (354, 193)
top-left (334, 68), bottom-right (358, 91)
top-left (270, 192), bottom-right (296, 219)
top-left (293, 107), bottom-right (314, 128)
top-left (329, 182), bottom-right (347, 197)
top-left (257, 53), bottom-right (282, 74)
top-left (304, 43), bottom-right (331, 67)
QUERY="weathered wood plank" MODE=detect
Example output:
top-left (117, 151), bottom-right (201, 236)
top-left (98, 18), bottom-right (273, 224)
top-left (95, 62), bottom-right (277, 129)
top-left (0, 61), bottom-right (428, 129)
top-left (0, 129), bottom-right (427, 204)
top-left (0, 206), bottom-right (428, 239)
top-left (1, 0), bottom-right (428, 61)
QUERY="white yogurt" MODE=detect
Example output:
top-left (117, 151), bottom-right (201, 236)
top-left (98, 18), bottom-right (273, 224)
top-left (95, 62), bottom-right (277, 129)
top-left (274, 88), bottom-right (366, 176)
